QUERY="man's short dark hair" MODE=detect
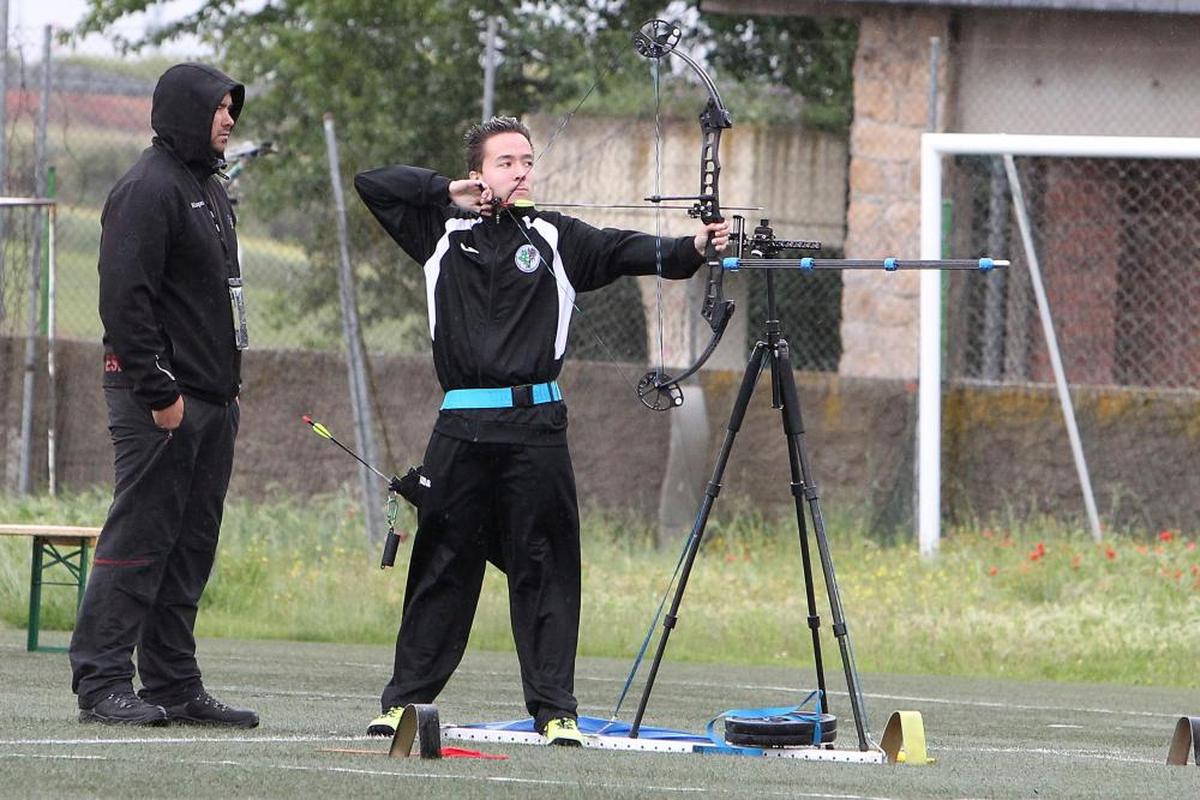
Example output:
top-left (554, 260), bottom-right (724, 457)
top-left (464, 116), bottom-right (532, 172)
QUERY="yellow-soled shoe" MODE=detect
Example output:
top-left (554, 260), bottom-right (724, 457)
top-left (543, 717), bottom-right (584, 747)
top-left (367, 706), bottom-right (404, 737)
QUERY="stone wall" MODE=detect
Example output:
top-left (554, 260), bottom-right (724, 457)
top-left (4, 338), bottom-right (1197, 534)
top-left (839, 6), bottom-right (950, 380)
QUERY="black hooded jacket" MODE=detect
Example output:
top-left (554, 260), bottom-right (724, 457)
top-left (99, 63), bottom-right (245, 409)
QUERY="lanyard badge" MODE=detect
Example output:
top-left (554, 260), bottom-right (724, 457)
top-left (228, 277), bottom-right (249, 350)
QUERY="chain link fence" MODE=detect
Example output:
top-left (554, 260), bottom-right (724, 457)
top-left (944, 154), bottom-right (1200, 392)
top-left (939, 151), bottom-right (1200, 531)
top-left (8, 62), bottom-right (845, 371)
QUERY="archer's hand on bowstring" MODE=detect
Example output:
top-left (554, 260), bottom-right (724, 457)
top-left (449, 178), bottom-right (496, 216)
top-left (694, 219), bottom-right (731, 257)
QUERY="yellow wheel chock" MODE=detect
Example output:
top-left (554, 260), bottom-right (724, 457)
top-left (389, 703), bottom-right (442, 759)
top-left (880, 710), bottom-right (934, 766)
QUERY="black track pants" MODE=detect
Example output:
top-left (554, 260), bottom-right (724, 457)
top-left (381, 432), bottom-right (581, 731)
top-left (69, 387), bottom-right (239, 708)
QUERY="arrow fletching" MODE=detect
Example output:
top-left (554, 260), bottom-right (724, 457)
top-left (302, 415), bottom-right (334, 440)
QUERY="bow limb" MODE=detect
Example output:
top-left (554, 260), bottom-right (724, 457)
top-left (632, 19), bottom-right (735, 411)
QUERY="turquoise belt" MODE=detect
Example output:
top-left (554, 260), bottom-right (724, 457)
top-left (441, 381), bottom-right (562, 410)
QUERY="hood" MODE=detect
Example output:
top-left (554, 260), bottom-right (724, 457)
top-left (151, 63), bottom-right (245, 169)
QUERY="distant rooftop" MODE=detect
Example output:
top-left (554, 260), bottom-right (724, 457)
top-left (704, 0), bottom-right (1200, 14)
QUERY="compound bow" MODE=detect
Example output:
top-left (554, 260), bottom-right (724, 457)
top-left (631, 19), bottom-right (734, 411)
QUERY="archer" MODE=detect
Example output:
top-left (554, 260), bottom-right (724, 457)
top-left (353, 115), bottom-right (728, 746)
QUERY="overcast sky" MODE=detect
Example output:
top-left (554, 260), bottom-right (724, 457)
top-left (8, 0), bottom-right (205, 57)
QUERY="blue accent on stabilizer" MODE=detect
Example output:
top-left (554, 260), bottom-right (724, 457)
top-left (884, 257), bottom-right (899, 271)
top-left (978, 257), bottom-right (995, 272)
top-left (722, 257), bottom-right (740, 271)
top-left (799, 257), bottom-right (815, 271)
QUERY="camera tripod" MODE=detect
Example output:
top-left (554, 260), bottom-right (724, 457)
top-left (628, 216), bottom-right (873, 749)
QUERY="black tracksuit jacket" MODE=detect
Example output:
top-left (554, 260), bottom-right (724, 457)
top-left (98, 64), bottom-right (245, 410)
top-left (354, 165), bottom-right (704, 441)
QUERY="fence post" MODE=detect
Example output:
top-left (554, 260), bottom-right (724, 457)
top-left (17, 25), bottom-right (52, 495)
top-left (0, 0), bottom-right (8, 329)
top-left (322, 112), bottom-right (385, 545)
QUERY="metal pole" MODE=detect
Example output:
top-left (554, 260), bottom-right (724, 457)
top-left (0, 0), bottom-right (9, 328)
top-left (46, 175), bottom-right (56, 495)
top-left (322, 112), bottom-right (384, 544)
top-left (915, 37), bottom-right (941, 555)
top-left (17, 26), bottom-right (51, 495)
top-left (981, 157), bottom-right (1008, 380)
top-left (1002, 155), bottom-right (1103, 542)
top-left (482, 15), bottom-right (497, 121)
top-left (926, 37), bottom-right (940, 132)
top-left (917, 137), bottom-right (943, 556)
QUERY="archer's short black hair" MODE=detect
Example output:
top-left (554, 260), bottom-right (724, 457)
top-left (464, 116), bottom-right (533, 172)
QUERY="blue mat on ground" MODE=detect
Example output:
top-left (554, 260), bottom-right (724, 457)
top-left (459, 715), bottom-right (712, 743)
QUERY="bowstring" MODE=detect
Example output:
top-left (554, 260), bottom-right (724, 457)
top-left (652, 57), bottom-right (666, 387)
top-left (492, 33), bottom-right (668, 396)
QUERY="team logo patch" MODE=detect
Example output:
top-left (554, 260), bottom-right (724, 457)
top-left (514, 244), bottom-right (541, 274)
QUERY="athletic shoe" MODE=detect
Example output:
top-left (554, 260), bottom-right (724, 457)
top-left (164, 689), bottom-right (259, 728)
top-left (79, 692), bottom-right (168, 726)
top-left (368, 706), bottom-right (405, 737)
top-left (543, 717), bottom-right (584, 747)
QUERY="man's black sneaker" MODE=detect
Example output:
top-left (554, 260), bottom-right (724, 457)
top-left (79, 692), bottom-right (169, 726)
top-left (164, 690), bottom-right (259, 728)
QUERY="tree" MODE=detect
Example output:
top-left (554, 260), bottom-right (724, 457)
top-left (74, 1), bottom-right (855, 348)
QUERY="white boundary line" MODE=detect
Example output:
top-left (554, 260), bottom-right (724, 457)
top-left (0, 734), bottom-right (370, 746)
top-left (0, 752), bottom-right (898, 800)
top-left (199, 673), bottom-right (1184, 722)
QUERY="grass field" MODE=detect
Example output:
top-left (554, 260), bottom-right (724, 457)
top-left (2, 491), bottom-right (1198, 796)
top-left (1, 628), bottom-right (1196, 799)
top-left (3, 491), bottom-right (1198, 689)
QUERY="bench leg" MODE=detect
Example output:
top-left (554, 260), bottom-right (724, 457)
top-left (78, 541), bottom-right (90, 610)
top-left (28, 538), bottom-right (44, 652)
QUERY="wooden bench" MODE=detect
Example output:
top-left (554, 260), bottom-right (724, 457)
top-left (0, 524), bottom-right (101, 652)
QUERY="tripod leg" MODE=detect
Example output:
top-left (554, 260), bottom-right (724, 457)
top-left (769, 346), bottom-right (830, 715)
top-left (775, 339), bottom-right (873, 751)
top-left (630, 340), bottom-right (770, 738)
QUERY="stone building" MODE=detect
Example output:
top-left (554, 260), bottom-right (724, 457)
top-left (706, 0), bottom-right (1200, 386)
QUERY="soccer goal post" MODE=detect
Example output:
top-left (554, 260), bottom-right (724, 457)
top-left (918, 133), bottom-right (1200, 555)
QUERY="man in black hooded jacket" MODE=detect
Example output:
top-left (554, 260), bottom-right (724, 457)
top-left (68, 63), bottom-right (257, 727)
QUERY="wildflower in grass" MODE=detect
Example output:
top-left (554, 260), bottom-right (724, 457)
top-left (987, 566), bottom-right (999, 576)
top-left (1105, 546), bottom-right (1117, 560)
top-left (1136, 544), bottom-right (1149, 555)
top-left (1158, 530), bottom-right (1175, 542)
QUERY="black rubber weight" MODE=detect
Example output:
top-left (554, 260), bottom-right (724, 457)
top-left (724, 713), bottom-right (838, 746)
